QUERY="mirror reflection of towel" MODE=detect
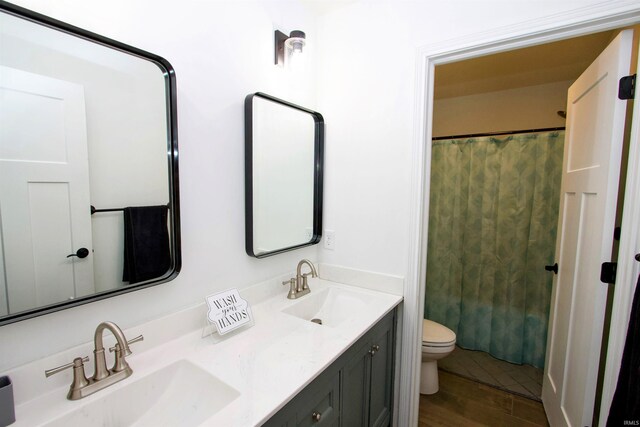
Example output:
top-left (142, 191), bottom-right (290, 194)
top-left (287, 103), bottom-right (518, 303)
top-left (122, 205), bottom-right (171, 284)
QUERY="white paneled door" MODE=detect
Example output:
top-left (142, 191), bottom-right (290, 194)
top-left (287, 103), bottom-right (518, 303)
top-left (0, 66), bottom-right (94, 314)
top-left (542, 30), bottom-right (634, 426)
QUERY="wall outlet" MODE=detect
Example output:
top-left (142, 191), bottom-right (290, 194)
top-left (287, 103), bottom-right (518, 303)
top-left (324, 230), bottom-right (335, 250)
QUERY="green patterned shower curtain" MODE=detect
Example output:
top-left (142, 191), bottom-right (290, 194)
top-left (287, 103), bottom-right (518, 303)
top-left (424, 131), bottom-right (564, 369)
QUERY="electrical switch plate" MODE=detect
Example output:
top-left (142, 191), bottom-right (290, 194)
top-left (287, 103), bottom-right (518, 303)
top-left (324, 230), bottom-right (335, 250)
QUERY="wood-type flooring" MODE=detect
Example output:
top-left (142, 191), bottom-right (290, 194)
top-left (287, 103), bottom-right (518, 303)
top-left (419, 370), bottom-right (549, 427)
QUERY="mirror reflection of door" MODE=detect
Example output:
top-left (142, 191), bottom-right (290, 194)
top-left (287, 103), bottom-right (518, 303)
top-left (0, 66), bottom-right (95, 315)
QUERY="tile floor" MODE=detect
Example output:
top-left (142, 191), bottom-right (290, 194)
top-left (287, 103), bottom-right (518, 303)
top-left (438, 346), bottom-right (543, 401)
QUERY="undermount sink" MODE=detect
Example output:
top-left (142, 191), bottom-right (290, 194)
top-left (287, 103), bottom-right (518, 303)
top-left (282, 287), bottom-right (374, 327)
top-left (45, 360), bottom-right (239, 427)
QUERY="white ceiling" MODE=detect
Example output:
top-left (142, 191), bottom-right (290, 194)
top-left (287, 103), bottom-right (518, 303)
top-left (434, 30), bottom-right (616, 99)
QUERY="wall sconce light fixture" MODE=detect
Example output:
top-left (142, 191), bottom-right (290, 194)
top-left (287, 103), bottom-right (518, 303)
top-left (274, 30), bottom-right (306, 67)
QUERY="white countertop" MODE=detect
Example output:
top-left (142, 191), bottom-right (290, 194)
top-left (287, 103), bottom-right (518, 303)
top-left (11, 279), bottom-right (402, 426)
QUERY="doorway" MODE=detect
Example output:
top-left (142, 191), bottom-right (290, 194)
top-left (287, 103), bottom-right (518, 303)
top-left (426, 30), bottom-right (614, 400)
top-left (401, 11), bottom-right (640, 427)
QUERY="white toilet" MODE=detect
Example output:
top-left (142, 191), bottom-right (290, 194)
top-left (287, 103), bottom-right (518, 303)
top-left (420, 319), bottom-right (456, 395)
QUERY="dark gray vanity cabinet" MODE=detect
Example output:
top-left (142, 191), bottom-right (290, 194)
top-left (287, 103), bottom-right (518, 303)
top-left (343, 310), bottom-right (395, 427)
top-left (264, 309), bottom-right (396, 427)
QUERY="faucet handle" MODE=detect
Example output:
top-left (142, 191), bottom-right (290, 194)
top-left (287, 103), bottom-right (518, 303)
top-left (45, 356), bottom-right (89, 378)
top-left (282, 278), bottom-right (297, 299)
top-left (108, 334), bottom-right (144, 353)
top-left (45, 357), bottom-right (90, 400)
top-left (108, 335), bottom-right (143, 373)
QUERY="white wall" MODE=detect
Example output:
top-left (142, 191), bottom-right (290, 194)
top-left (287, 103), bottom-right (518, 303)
top-left (314, 0), bottom-right (611, 278)
top-left (0, 0), bottom-right (320, 371)
top-left (433, 80), bottom-right (571, 137)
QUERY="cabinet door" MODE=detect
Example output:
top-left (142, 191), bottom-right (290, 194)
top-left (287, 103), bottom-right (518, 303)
top-left (264, 370), bottom-right (340, 427)
top-left (263, 368), bottom-right (340, 427)
top-left (368, 319), bottom-right (394, 427)
top-left (341, 340), bottom-right (372, 427)
top-left (296, 372), bottom-right (340, 427)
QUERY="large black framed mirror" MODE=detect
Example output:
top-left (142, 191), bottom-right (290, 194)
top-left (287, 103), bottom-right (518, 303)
top-left (245, 92), bottom-right (324, 258)
top-left (0, 1), bottom-right (181, 326)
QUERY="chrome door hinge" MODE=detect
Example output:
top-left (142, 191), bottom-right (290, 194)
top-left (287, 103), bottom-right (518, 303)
top-left (619, 74), bottom-right (636, 100)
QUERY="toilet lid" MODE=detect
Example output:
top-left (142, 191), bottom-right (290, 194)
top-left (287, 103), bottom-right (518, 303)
top-left (422, 319), bottom-right (456, 345)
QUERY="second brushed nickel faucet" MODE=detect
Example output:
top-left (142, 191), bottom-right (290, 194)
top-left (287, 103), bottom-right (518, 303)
top-left (282, 259), bottom-right (318, 299)
top-left (45, 321), bottom-right (143, 400)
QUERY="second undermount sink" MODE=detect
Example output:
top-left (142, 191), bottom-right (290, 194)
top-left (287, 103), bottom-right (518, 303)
top-left (45, 359), bottom-right (239, 427)
top-left (282, 287), bottom-right (374, 327)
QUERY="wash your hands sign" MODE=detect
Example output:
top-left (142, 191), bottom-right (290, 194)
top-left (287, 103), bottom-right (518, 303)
top-left (205, 289), bottom-right (253, 335)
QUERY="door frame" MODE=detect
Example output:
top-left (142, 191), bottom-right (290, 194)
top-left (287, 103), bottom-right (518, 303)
top-left (400, 2), bottom-right (640, 426)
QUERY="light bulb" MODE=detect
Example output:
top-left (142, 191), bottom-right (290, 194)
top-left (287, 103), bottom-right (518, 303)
top-left (292, 40), bottom-right (304, 53)
top-left (285, 36), bottom-right (305, 54)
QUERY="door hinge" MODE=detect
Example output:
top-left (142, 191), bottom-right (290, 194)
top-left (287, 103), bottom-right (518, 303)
top-left (600, 262), bottom-right (617, 284)
top-left (618, 74), bottom-right (636, 100)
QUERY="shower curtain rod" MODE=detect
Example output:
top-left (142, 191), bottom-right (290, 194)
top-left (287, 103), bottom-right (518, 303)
top-left (431, 126), bottom-right (565, 141)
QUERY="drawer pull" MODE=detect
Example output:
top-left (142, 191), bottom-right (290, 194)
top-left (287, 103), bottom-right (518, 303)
top-left (312, 411), bottom-right (322, 422)
top-left (369, 344), bottom-right (380, 356)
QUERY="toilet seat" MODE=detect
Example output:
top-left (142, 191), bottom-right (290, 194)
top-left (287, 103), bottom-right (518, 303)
top-left (422, 319), bottom-right (456, 347)
top-left (423, 340), bottom-right (455, 348)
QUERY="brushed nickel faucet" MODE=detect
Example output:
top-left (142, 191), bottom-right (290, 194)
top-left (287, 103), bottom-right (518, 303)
top-left (282, 259), bottom-right (318, 299)
top-left (45, 321), bottom-right (143, 400)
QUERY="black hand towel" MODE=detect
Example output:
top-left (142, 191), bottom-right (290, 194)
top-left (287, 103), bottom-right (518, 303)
top-left (607, 274), bottom-right (640, 425)
top-left (122, 205), bottom-right (171, 284)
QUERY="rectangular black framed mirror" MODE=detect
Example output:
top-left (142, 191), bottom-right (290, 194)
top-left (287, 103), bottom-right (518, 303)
top-left (0, 1), bottom-right (181, 325)
top-left (245, 92), bottom-right (324, 258)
